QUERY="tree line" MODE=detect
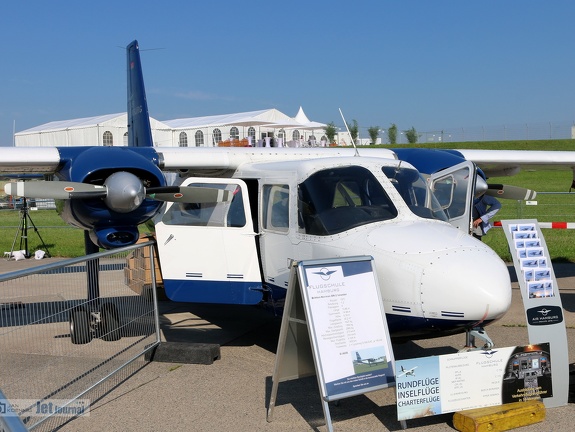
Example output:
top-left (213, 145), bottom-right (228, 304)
top-left (323, 122), bottom-right (419, 145)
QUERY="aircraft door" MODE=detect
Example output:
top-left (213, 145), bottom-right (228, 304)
top-left (154, 178), bottom-right (263, 304)
top-left (258, 184), bottom-right (295, 294)
top-left (429, 161), bottom-right (476, 233)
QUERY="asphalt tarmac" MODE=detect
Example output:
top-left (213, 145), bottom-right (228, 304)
top-left (1, 257), bottom-right (574, 431)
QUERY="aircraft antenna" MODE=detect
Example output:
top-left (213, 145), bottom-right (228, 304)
top-left (392, 160), bottom-right (403, 183)
top-left (339, 108), bottom-right (359, 157)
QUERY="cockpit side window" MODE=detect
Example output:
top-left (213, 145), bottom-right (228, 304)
top-left (431, 168), bottom-right (470, 219)
top-left (262, 184), bottom-right (289, 232)
top-left (298, 166), bottom-right (398, 235)
top-left (382, 166), bottom-right (448, 221)
top-left (161, 183), bottom-right (245, 227)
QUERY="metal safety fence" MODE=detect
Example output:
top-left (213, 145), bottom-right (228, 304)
top-left (0, 241), bottom-right (161, 431)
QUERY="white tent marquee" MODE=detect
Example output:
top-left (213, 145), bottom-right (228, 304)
top-left (15, 113), bottom-right (172, 148)
top-left (163, 108), bottom-right (297, 129)
top-left (14, 108), bottom-right (327, 148)
top-left (295, 106), bottom-right (326, 130)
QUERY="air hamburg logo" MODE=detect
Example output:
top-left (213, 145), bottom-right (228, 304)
top-left (308, 267), bottom-right (345, 290)
top-left (314, 268), bottom-right (337, 281)
top-left (526, 305), bottom-right (563, 326)
top-left (480, 350), bottom-right (498, 359)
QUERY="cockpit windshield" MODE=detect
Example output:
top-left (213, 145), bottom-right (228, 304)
top-left (298, 166), bottom-right (398, 235)
top-left (382, 166), bottom-right (448, 221)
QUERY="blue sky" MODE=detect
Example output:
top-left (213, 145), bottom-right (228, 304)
top-left (1, 1), bottom-right (574, 146)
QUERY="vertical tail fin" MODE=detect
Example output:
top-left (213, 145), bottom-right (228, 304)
top-left (126, 40), bottom-right (154, 148)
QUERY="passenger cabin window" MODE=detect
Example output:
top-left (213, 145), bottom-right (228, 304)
top-left (298, 166), bottom-right (398, 235)
top-left (381, 166), bottom-right (448, 221)
top-left (162, 183), bottom-right (245, 227)
top-left (263, 185), bottom-right (289, 232)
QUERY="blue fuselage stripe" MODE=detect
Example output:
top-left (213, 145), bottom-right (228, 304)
top-left (164, 279), bottom-right (263, 305)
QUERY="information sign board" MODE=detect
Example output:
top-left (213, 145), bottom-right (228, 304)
top-left (267, 256), bottom-right (396, 431)
top-left (501, 219), bottom-right (569, 408)
top-left (395, 344), bottom-right (553, 421)
top-left (300, 257), bottom-right (395, 399)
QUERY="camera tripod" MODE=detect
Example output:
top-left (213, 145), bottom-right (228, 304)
top-left (9, 197), bottom-right (51, 260)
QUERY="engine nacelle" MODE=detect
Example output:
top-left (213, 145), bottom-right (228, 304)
top-left (57, 146), bottom-right (165, 248)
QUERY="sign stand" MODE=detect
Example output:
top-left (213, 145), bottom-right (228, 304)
top-left (501, 219), bottom-right (569, 407)
top-left (267, 256), bottom-right (397, 431)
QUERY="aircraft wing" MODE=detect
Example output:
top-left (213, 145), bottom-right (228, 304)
top-left (0, 147), bottom-right (60, 173)
top-left (2, 147), bottom-right (575, 178)
top-left (454, 149), bottom-right (575, 178)
top-left (156, 146), bottom-right (396, 171)
top-left (0, 146), bottom-right (398, 175)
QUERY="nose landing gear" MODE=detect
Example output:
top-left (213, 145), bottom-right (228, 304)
top-left (460, 326), bottom-right (494, 352)
top-left (69, 234), bottom-right (123, 345)
top-left (69, 303), bottom-right (121, 345)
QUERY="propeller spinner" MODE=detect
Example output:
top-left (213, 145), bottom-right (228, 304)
top-left (104, 171), bottom-right (145, 213)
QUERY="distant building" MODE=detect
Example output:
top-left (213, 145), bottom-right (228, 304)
top-left (14, 108), bottom-right (329, 148)
top-left (14, 113), bottom-right (170, 147)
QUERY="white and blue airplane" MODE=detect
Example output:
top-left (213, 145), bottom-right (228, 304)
top-left (398, 365), bottom-right (418, 377)
top-left (354, 352), bottom-right (387, 367)
top-left (2, 40), bottom-right (575, 345)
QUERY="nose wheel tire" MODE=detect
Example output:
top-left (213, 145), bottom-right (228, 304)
top-left (70, 307), bottom-right (92, 345)
top-left (100, 303), bottom-right (121, 342)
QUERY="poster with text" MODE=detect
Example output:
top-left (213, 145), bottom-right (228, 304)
top-left (302, 259), bottom-right (395, 398)
top-left (395, 343), bottom-right (552, 421)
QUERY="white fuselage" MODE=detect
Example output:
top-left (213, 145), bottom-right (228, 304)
top-left (154, 155), bottom-right (512, 339)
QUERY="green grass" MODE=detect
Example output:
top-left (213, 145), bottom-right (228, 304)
top-left (0, 209), bottom-right (86, 257)
top-left (383, 138), bottom-right (575, 151)
top-left (1, 139), bottom-right (575, 261)
top-left (468, 165), bottom-right (575, 262)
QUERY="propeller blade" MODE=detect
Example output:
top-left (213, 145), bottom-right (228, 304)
top-left (487, 184), bottom-right (537, 201)
top-left (4, 181), bottom-right (107, 199)
top-left (147, 186), bottom-right (233, 203)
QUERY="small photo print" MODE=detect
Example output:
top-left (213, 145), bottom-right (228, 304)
top-left (525, 239), bottom-right (541, 248)
top-left (518, 224), bottom-right (536, 232)
top-left (528, 281), bottom-right (554, 298)
top-left (520, 258), bottom-right (540, 269)
top-left (526, 247), bottom-right (544, 258)
top-left (534, 268), bottom-right (551, 281)
top-left (513, 231), bottom-right (537, 240)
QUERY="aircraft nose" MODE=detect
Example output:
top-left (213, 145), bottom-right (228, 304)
top-left (366, 221), bottom-right (512, 328)
top-left (419, 243), bottom-right (512, 323)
